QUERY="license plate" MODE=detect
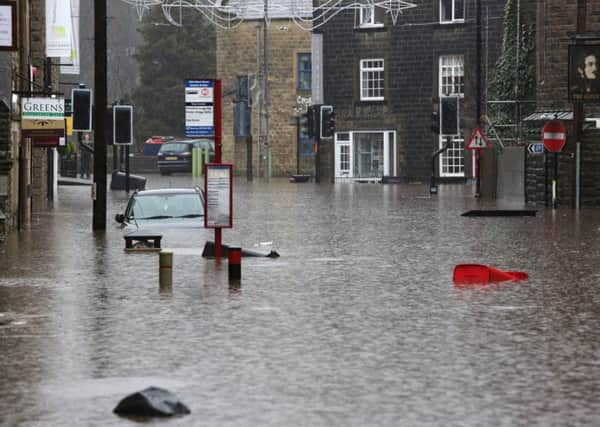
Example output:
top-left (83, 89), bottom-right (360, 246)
top-left (166, 156), bottom-right (178, 160)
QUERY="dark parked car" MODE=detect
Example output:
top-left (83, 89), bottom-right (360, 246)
top-left (156, 139), bottom-right (215, 175)
top-left (115, 187), bottom-right (205, 231)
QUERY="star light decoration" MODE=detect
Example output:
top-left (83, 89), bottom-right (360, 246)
top-left (120, 0), bottom-right (417, 30)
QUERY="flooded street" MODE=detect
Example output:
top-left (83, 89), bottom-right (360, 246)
top-left (1, 174), bottom-right (600, 426)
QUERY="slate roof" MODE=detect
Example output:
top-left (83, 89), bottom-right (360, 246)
top-left (221, 0), bottom-right (313, 20)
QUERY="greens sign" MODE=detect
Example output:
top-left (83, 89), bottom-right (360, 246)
top-left (21, 97), bottom-right (65, 139)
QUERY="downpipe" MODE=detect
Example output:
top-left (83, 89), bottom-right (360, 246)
top-left (430, 138), bottom-right (451, 194)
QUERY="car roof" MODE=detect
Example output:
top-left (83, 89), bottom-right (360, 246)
top-left (164, 139), bottom-right (213, 144)
top-left (134, 188), bottom-right (202, 196)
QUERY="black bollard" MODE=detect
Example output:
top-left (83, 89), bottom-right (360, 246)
top-left (228, 246), bottom-right (241, 281)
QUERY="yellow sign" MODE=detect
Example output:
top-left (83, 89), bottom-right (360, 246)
top-left (65, 116), bottom-right (73, 136)
top-left (21, 118), bottom-right (65, 131)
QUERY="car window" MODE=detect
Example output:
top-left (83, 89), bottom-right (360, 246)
top-left (128, 193), bottom-right (203, 220)
top-left (158, 143), bottom-right (188, 153)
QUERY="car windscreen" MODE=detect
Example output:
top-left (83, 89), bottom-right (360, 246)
top-left (158, 143), bottom-right (189, 154)
top-left (127, 193), bottom-right (203, 220)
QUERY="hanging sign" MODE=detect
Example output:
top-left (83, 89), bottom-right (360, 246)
top-left (60, 0), bottom-right (80, 75)
top-left (46, 0), bottom-right (73, 58)
top-left (21, 97), bottom-right (65, 138)
top-left (0, 1), bottom-right (17, 51)
top-left (466, 127), bottom-right (489, 150)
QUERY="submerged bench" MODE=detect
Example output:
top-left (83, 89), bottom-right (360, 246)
top-left (124, 231), bottom-right (163, 252)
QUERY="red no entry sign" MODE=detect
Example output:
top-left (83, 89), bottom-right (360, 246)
top-left (542, 120), bottom-right (566, 152)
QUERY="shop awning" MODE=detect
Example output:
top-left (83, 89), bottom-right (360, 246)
top-left (523, 111), bottom-right (573, 121)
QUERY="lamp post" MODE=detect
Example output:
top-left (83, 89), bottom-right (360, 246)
top-left (93, 0), bottom-right (107, 230)
top-left (261, 0), bottom-right (270, 183)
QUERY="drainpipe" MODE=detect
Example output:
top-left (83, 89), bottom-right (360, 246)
top-left (572, 0), bottom-right (586, 208)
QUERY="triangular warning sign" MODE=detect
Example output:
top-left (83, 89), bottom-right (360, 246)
top-left (466, 128), bottom-right (489, 150)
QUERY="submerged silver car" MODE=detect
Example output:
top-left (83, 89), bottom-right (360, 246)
top-left (115, 187), bottom-right (205, 231)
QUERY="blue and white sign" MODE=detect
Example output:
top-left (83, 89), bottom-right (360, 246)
top-left (527, 143), bottom-right (544, 155)
top-left (185, 79), bottom-right (214, 137)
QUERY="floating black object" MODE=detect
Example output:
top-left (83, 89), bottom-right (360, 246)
top-left (461, 209), bottom-right (537, 217)
top-left (113, 386), bottom-right (190, 417)
top-left (289, 174), bottom-right (310, 183)
top-left (202, 241), bottom-right (280, 258)
top-left (110, 170), bottom-right (146, 191)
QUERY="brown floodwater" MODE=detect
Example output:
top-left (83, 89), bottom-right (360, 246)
top-left (1, 174), bottom-right (600, 426)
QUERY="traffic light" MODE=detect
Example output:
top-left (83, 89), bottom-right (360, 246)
top-left (113, 105), bottom-right (133, 145)
top-left (441, 97), bottom-right (458, 135)
top-left (234, 101), bottom-right (251, 138)
top-left (71, 88), bottom-right (92, 131)
top-left (320, 105), bottom-right (335, 139)
top-left (431, 111), bottom-right (440, 134)
top-left (299, 106), bottom-right (316, 138)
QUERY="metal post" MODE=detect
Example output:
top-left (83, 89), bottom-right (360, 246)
top-left (475, 151), bottom-right (481, 198)
top-left (214, 79), bottom-right (223, 260)
top-left (296, 116), bottom-right (300, 174)
top-left (93, 0), bottom-right (107, 230)
top-left (552, 152), bottom-right (558, 208)
top-left (576, 142), bottom-right (581, 208)
top-left (262, 0), bottom-right (270, 183)
top-left (246, 135), bottom-right (253, 180)
top-left (125, 145), bottom-right (130, 193)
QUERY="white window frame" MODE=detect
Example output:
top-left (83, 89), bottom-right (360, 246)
top-left (440, 0), bottom-right (465, 24)
top-left (334, 131), bottom-right (396, 182)
top-left (438, 55), bottom-right (465, 178)
top-left (359, 5), bottom-right (384, 28)
top-left (360, 59), bottom-right (385, 101)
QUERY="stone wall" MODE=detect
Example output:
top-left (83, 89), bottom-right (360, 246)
top-left (526, 129), bottom-right (600, 206)
top-left (29, 0), bottom-right (48, 202)
top-left (0, 102), bottom-right (10, 237)
top-left (217, 21), bottom-right (311, 177)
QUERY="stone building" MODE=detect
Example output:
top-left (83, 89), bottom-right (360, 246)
top-left (0, 0), bottom-right (56, 238)
top-left (524, 0), bottom-right (600, 206)
top-left (217, 0), bottom-right (313, 177)
top-left (315, 0), bottom-right (508, 185)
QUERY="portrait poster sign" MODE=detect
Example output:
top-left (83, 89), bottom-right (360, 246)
top-left (204, 163), bottom-right (233, 229)
top-left (568, 45), bottom-right (600, 102)
top-left (0, 1), bottom-right (16, 51)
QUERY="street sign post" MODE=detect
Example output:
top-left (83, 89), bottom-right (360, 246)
top-left (542, 120), bottom-right (566, 209)
top-left (542, 120), bottom-right (566, 153)
top-left (466, 128), bottom-right (489, 198)
top-left (185, 79), bottom-right (215, 138)
top-left (466, 127), bottom-right (488, 150)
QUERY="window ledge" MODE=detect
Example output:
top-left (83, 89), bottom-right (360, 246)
top-left (354, 25), bottom-right (387, 33)
top-left (435, 20), bottom-right (466, 28)
top-left (355, 100), bottom-right (387, 106)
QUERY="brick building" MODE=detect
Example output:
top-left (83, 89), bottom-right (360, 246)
top-left (217, 0), bottom-right (313, 177)
top-left (524, 0), bottom-right (600, 206)
top-left (315, 0), bottom-right (508, 184)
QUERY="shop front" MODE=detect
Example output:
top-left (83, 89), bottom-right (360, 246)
top-left (334, 130), bottom-right (396, 182)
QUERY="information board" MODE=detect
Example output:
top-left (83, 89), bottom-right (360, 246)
top-left (185, 79), bottom-right (214, 137)
top-left (204, 163), bottom-right (232, 229)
